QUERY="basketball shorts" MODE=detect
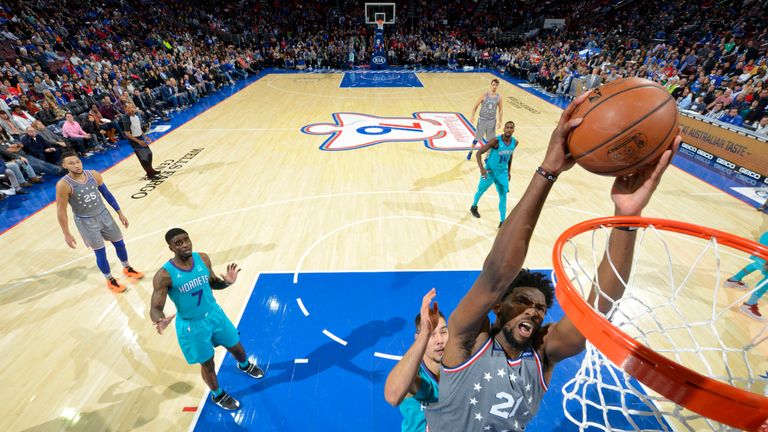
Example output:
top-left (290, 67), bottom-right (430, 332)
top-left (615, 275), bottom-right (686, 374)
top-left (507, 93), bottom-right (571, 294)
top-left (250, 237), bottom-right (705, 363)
top-left (175, 304), bottom-right (240, 364)
top-left (475, 118), bottom-right (496, 143)
top-left (477, 169), bottom-right (509, 195)
top-left (73, 209), bottom-right (123, 250)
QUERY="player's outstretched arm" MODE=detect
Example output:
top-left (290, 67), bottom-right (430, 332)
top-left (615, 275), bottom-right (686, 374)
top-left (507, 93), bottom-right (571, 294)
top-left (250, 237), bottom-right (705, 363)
top-left (544, 142), bottom-right (676, 363)
top-left (384, 288), bottom-right (439, 406)
top-left (443, 93), bottom-right (589, 366)
top-left (200, 253), bottom-right (240, 289)
top-left (151, 268), bottom-right (175, 334)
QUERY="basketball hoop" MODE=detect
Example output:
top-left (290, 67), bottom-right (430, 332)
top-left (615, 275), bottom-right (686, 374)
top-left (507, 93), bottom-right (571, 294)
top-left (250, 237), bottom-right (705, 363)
top-left (552, 216), bottom-right (768, 431)
top-left (375, 18), bottom-right (385, 31)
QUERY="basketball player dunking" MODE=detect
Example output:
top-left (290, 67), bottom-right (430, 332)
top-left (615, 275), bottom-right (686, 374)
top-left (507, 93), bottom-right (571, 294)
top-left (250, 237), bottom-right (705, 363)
top-left (55, 151), bottom-right (144, 293)
top-left (426, 93), bottom-right (679, 431)
top-left (468, 79), bottom-right (503, 160)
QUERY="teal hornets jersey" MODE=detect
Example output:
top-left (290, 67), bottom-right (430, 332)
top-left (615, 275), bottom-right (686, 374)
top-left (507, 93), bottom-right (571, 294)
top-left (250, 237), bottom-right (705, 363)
top-left (163, 252), bottom-right (217, 320)
top-left (399, 363), bottom-right (439, 432)
top-left (485, 135), bottom-right (517, 172)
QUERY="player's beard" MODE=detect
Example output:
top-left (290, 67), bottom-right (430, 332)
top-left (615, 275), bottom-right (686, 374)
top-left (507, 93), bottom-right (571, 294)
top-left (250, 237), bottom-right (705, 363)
top-left (501, 322), bottom-right (531, 351)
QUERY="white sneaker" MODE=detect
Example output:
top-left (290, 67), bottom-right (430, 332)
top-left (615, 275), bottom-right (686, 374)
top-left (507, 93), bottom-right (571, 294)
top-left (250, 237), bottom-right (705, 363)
top-left (724, 279), bottom-right (748, 290)
top-left (740, 303), bottom-right (766, 321)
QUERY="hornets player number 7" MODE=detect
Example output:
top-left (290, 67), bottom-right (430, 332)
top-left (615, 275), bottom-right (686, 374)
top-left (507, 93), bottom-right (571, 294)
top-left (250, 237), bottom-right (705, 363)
top-left (150, 228), bottom-right (265, 411)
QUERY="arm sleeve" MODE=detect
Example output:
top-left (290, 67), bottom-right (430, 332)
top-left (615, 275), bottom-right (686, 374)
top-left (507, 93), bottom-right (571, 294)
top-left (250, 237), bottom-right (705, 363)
top-left (97, 183), bottom-right (120, 211)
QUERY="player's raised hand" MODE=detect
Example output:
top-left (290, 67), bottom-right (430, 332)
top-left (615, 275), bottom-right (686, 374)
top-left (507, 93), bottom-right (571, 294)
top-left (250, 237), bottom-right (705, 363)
top-left (64, 232), bottom-right (77, 249)
top-left (154, 314), bottom-right (175, 334)
top-left (221, 263), bottom-right (241, 285)
top-left (611, 134), bottom-right (678, 216)
top-left (419, 288), bottom-right (440, 335)
top-left (541, 91), bottom-right (589, 175)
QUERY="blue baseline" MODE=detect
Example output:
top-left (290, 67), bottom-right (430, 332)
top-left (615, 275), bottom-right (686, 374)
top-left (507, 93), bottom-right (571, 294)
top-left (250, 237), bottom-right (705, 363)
top-left (340, 71), bottom-right (424, 88)
top-left (193, 270), bottom-right (670, 431)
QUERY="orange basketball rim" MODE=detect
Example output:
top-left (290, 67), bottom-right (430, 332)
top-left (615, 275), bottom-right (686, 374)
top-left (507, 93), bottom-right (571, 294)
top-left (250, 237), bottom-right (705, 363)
top-left (552, 216), bottom-right (768, 432)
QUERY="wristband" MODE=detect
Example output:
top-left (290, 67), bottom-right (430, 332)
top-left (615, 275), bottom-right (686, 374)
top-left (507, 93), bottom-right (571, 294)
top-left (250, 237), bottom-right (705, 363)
top-left (536, 166), bottom-right (558, 182)
top-left (615, 226), bottom-right (638, 232)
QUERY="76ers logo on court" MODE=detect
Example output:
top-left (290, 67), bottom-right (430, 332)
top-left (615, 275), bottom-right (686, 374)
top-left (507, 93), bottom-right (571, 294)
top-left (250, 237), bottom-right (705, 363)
top-left (301, 112), bottom-right (476, 151)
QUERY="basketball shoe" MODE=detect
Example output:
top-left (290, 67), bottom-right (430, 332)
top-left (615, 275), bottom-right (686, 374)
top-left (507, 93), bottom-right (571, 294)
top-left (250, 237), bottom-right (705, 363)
top-left (106, 277), bottom-right (126, 293)
top-left (123, 266), bottom-right (145, 279)
top-left (470, 206), bottom-right (480, 218)
top-left (239, 362), bottom-right (265, 379)
top-left (740, 303), bottom-right (765, 321)
top-left (212, 390), bottom-right (240, 410)
top-left (724, 279), bottom-right (748, 289)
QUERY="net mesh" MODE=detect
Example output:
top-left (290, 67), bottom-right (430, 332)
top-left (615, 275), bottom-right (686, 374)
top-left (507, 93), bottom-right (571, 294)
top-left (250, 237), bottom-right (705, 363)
top-left (557, 222), bottom-right (767, 431)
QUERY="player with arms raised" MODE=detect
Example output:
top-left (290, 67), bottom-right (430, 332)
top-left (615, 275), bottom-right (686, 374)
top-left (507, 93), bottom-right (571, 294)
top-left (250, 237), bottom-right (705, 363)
top-left (426, 93), bottom-right (678, 431)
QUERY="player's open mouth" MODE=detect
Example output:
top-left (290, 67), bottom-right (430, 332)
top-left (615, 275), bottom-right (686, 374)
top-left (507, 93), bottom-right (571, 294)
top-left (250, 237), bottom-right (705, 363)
top-left (518, 321), bottom-right (533, 338)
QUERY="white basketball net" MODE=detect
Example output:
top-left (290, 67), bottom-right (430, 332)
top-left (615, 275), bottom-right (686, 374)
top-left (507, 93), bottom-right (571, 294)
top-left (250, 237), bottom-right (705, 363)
top-left (557, 223), bottom-right (767, 431)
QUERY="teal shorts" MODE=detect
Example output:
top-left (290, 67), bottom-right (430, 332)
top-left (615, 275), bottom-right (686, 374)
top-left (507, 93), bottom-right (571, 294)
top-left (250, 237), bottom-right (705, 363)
top-left (175, 304), bottom-right (240, 364)
top-left (477, 169), bottom-right (509, 195)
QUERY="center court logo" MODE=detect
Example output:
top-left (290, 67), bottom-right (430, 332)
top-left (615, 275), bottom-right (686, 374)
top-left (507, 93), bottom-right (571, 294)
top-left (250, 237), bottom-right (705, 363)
top-left (301, 112), bottom-right (476, 151)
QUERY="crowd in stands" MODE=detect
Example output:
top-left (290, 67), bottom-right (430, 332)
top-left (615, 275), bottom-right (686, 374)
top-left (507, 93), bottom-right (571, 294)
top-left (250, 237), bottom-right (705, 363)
top-left (1, 0), bottom-right (767, 200)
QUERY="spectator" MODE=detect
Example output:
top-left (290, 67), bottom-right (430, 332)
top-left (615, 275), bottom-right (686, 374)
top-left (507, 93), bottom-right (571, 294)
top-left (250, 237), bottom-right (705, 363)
top-left (741, 100), bottom-right (763, 126)
top-left (585, 67), bottom-right (602, 90)
top-left (720, 107), bottom-right (744, 127)
top-left (89, 104), bottom-right (122, 141)
top-left (98, 96), bottom-right (121, 121)
top-left (689, 95), bottom-right (708, 114)
top-left (12, 106), bottom-right (36, 130)
top-left (0, 157), bottom-right (29, 196)
top-left (755, 116), bottom-right (768, 137)
top-left (677, 87), bottom-right (693, 110)
top-left (81, 112), bottom-right (112, 148)
top-left (35, 100), bottom-right (64, 126)
top-left (705, 102), bottom-right (727, 121)
top-left (32, 120), bottom-right (72, 155)
top-left (0, 110), bottom-right (24, 138)
top-left (21, 126), bottom-right (62, 164)
top-left (61, 113), bottom-right (97, 156)
top-left (133, 89), bottom-right (168, 122)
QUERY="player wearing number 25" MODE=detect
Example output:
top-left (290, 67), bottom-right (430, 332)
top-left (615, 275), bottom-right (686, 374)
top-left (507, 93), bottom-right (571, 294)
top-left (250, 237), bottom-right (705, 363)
top-left (56, 151), bottom-right (145, 293)
top-left (150, 228), bottom-right (265, 411)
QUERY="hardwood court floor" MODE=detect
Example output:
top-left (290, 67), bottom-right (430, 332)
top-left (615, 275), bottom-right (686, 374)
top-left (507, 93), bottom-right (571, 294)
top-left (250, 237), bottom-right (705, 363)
top-left (0, 72), bottom-right (764, 431)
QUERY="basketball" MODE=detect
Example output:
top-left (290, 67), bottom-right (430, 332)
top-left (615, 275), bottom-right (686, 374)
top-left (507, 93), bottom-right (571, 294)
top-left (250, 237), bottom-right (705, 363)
top-left (567, 77), bottom-right (679, 177)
